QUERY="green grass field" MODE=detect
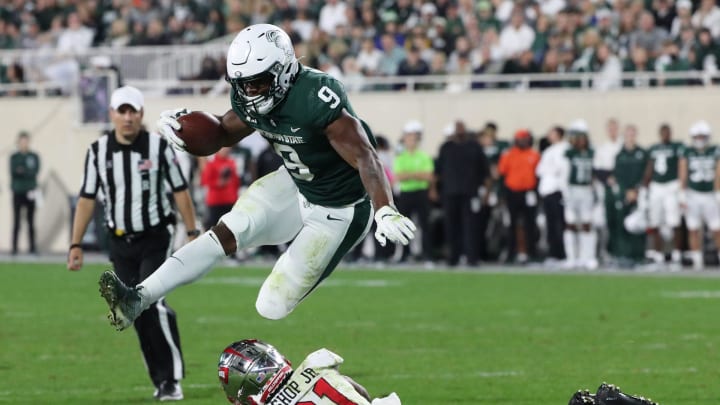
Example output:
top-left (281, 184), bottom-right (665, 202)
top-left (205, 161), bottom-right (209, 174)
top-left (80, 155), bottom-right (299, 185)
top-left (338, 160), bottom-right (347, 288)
top-left (2, 262), bottom-right (720, 404)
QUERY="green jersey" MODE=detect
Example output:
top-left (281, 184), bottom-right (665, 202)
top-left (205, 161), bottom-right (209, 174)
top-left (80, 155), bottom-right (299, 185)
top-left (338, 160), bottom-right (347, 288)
top-left (683, 146), bottom-right (718, 192)
top-left (614, 146), bottom-right (648, 191)
top-left (483, 139), bottom-right (510, 164)
top-left (648, 141), bottom-right (683, 183)
top-left (10, 151), bottom-right (40, 193)
top-left (565, 148), bottom-right (594, 185)
top-left (393, 150), bottom-right (434, 192)
top-left (231, 66), bottom-right (375, 206)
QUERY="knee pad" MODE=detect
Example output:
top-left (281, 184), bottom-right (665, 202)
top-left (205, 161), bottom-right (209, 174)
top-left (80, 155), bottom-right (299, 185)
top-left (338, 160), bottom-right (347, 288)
top-left (256, 296), bottom-right (291, 320)
top-left (255, 253), bottom-right (316, 320)
top-left (218, 210), bottom-right (251, 250)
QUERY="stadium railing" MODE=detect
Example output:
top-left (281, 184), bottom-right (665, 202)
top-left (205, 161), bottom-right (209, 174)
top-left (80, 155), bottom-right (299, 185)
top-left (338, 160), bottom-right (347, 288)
top-left (0, 44), bottom-right (718, 94)
top-left (0, 70), bottom-right (718, 97)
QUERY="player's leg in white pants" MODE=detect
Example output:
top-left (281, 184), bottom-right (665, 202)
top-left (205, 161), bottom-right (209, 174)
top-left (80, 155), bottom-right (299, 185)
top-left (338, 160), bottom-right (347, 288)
top-left (563, 193), bottom-right (578, 268)
top-left (575, 186), bottom-right (597, 269)
top-left (256, 194), bottom-right (373, 320)
top-left (646, 182), bottom-right (666, 263)
top-left (139, 167), bottom-right (303, 305)
top-left (685, 191), bottom-right (708, 270)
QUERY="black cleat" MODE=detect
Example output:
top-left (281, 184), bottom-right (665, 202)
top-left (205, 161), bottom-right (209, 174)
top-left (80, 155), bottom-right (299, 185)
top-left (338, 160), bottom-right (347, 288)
top-left (98, 270), bottom-right (144, 331)
top-left (569, 389), bottom-right (597, 405)
top-left (596, 383), bottom-right (658, 405)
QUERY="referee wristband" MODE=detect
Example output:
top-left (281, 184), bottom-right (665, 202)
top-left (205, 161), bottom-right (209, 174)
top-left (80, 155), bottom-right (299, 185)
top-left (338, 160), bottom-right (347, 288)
top-left (69, 243), bottom-right (82, 250)
top-left (186, 229), bottom-right (201, 237)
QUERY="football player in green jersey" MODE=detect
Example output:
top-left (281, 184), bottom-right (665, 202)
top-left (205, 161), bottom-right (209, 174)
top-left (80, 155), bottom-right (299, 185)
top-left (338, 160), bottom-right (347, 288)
top-left (98, 24), bottom-right (416, 330)
top-left (678, 120), bottom-right (720, 270)
top-left (641, 123), bottom-right (684, 268)
top-left (561, 120), bottom-right (598, 270)
top-left (606, 124), bottom-right (649, 267)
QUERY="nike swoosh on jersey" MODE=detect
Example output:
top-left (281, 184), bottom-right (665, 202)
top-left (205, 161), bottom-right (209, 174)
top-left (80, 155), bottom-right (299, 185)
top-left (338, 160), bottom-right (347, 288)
top-left (290, 127), bottom-right (300, 132)
top-left (326, 214), bottom-right (343, 221)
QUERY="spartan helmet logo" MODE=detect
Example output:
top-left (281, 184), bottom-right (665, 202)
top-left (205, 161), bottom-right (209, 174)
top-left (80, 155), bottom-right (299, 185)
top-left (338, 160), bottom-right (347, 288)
top-left (265, 30), bottom-right (294, 59)
top-left (265, 30), bottom-right (281, 46)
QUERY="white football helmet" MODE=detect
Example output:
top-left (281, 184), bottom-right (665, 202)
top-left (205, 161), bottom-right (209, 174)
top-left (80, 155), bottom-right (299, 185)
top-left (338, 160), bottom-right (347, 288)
top-left (689, 120), bottom-right (711, 149)
top-left (226, 24), bottom-right (299, 116)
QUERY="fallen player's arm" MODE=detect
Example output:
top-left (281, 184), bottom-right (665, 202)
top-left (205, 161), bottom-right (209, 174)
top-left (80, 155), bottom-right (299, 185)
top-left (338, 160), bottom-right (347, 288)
top-left (217, 110), bottom-right (256, 147)
top-left (343, 376), bottom-right (371, 402)
top-left (326, 110), bottom-right (393, 210)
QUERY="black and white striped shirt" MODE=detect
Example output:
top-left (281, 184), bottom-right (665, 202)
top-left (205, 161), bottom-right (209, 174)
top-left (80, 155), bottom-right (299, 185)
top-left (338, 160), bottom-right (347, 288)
top-left (79, 130), bottom-right (188, 234)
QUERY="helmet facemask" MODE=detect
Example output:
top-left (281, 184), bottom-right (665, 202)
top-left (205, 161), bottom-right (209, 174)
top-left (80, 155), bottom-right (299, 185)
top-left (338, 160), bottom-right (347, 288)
top-left (227, 63), bottom-right (287, 116)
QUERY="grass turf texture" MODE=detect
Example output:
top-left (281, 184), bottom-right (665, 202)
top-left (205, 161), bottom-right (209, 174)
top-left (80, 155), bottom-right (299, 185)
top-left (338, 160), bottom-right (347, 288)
top-left (1, 263), bottom-right (720, 404)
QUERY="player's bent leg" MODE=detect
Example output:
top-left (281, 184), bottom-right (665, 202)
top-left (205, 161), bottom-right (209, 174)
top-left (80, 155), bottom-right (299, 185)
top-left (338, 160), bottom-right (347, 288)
top-left (133, 230), bottom-right (227, 313)
top-left (221, 167), bottom-right (303, 249)
top-left (256, 199), bottom-right (372, 320)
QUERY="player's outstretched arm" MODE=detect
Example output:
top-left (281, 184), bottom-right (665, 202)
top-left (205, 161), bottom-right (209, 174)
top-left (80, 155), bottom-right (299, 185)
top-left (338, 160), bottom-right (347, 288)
top-left (217, 109), bottom-right (256, 146)
top-left (326, 111), bottom-right (415, 246)
top-left (67, 197), bottom-right (96, 270)
top-left (343, 376), bottom-right (371, 402)
top-left (326, 110), bottom-right (392, 209)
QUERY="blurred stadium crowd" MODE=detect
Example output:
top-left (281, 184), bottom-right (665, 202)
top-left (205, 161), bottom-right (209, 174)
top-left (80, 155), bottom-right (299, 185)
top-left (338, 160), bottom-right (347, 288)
top-left (2, 0), bottom-right (720, 89)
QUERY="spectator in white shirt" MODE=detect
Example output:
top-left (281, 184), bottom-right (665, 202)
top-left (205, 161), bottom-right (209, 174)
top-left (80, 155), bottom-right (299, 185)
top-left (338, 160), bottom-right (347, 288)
top-left (356, 37), bottom-right (383, 75)
top-left (56, 12), bottom-right (94, 54)
top-left (671, 0), bottom-right (694, 38)
top-left (318, 0), bottom-right (348, 35)
top-left (539, 0), bottom-right (567, 17)
top-left (536, 126), bottom-right (570, 261)
top-left (499, 10), bottom-right (536, 59)
top-left (692, 0), bottom-right (720, 38)
top-left (593, 118), bottom-right (622, 183)
top-left (593, 43), bottom-right (623, 91)
top-left (292, 9), bottom-right (317, 42)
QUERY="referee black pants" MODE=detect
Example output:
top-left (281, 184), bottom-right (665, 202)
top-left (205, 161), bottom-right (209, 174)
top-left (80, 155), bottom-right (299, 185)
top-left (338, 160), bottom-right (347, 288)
top-left (397, 189), bottom-right (431, 261)
top-left (442, 194), bottom-right (480, 266)
top-left (542, 191), bottom-right (566, 260)
top-left (109, 225), bottom-right (184, 388)
top-left (12, 191), bottom-right (36, 254)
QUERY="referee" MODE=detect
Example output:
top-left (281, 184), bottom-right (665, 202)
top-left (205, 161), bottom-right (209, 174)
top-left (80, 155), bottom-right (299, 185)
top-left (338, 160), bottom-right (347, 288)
top-left (67, 86), bottom-right (199, 401)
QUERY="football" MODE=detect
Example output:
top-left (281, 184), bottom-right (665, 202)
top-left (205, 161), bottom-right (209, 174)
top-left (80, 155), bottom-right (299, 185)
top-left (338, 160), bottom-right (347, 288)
top-left (175, 111), bottom-right (225, 156)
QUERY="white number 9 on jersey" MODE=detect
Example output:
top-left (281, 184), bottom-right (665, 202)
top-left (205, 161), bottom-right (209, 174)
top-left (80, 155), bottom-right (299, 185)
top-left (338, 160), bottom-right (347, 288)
top-left (318, 86), bottom-right (340, 109)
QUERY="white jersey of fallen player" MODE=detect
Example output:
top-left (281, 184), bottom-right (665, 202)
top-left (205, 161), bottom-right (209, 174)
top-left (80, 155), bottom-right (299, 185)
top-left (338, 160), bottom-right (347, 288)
top-left (250, 349), bottom-right (401, 405)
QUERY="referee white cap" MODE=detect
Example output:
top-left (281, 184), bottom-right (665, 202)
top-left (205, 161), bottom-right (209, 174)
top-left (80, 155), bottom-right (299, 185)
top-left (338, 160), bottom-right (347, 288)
top-left (403, 120), bottom-right (423, 134)
top-left (110, 86), bottom-right (144, 111)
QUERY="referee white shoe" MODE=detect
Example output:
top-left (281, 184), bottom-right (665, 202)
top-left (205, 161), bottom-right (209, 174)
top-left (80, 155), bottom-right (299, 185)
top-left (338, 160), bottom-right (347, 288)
top-left (98, 270), bottom-right (144, 331)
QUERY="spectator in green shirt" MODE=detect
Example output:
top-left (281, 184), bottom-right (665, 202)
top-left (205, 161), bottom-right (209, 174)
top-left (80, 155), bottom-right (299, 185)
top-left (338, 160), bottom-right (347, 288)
top-left (10, 131), bottom-right (40, 255)
top-left (394, 120), bottom-right (434, 263)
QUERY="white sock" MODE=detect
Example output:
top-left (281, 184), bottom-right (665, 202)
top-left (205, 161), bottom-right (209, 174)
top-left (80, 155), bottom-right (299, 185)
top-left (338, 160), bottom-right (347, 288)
top-left (690, 250), bottom-right (703, 270)
top-left (139, 231), bottom-right (226, 306)
top-left (580, 231), bottom-right (597, 263)
top-left (564, 230), bottom-right (577, 264)
top-left (671, 250), bottom-right (681, 263)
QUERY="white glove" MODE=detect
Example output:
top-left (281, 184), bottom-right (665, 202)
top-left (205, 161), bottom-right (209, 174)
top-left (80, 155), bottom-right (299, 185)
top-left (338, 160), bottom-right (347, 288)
top-left (371, 392), bottom-right (401, 405)
top-left (374, 205), bottom-right (416, 247)
top-left (156, 108), bottom-right (191, 151)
